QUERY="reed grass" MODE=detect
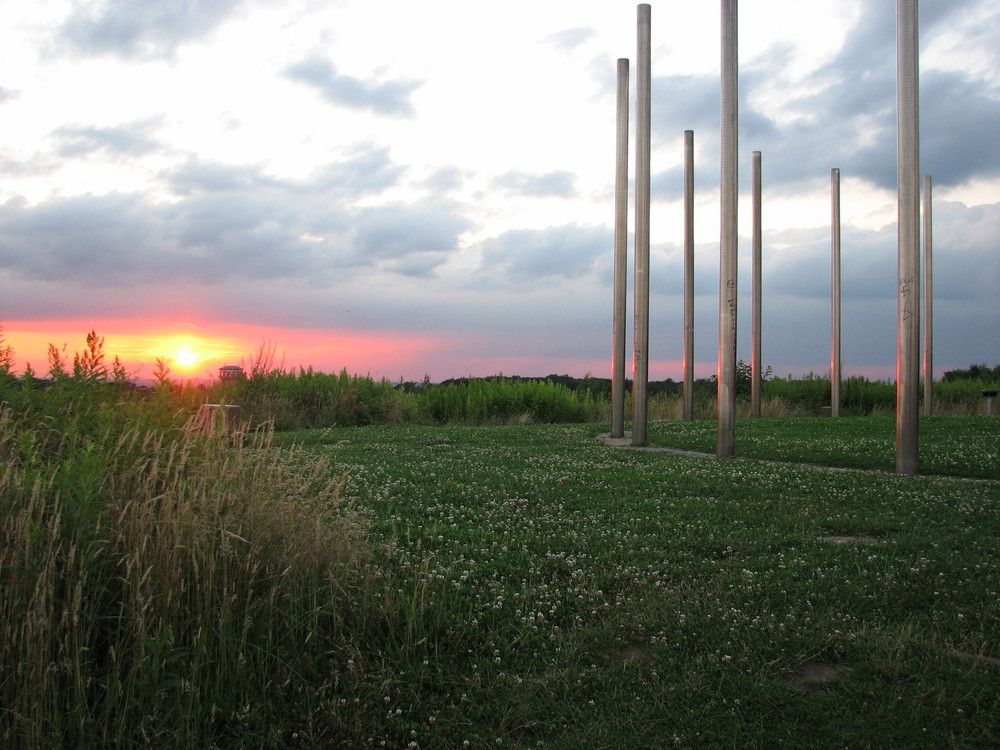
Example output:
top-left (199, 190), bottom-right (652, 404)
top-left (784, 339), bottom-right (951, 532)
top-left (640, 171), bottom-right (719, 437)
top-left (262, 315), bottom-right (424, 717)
top-left (0, 394), bottom-right (368, 747)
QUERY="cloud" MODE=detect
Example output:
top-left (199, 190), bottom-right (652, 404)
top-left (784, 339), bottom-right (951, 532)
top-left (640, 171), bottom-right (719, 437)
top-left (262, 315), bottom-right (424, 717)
top-left (51, 117), bottom-right (165, 159)
top-left (475, 224), bottom-right (610, 286)
top-left (492, 170), bottom-right (576, 198)
top-left (546, 27), bottom-right (595, 50)
top-left (285, 56), bottom-right (421, 117)
top-left (753, 201), bottom-right (999, 366)
top-left (0, 151), bottom-right (58, 178)
top-left (164, 159), bottom-right (282, 196)
top-left (422, 167), bottom-right (466, 193)
top-left (60, 0), bottom-right (247, 59)
top-left (921, 71), bottom-right (1000, 186)
top-left (164, 145), bottom-right (405, 199)
top-left (648, 0), bottom-right (1000, 197)
top-left (351, 201), bottom-right (473, 277)
top-left (0, 150), bottom-right (470, 287)
top-left (309, 146), bottom-right (408, 195)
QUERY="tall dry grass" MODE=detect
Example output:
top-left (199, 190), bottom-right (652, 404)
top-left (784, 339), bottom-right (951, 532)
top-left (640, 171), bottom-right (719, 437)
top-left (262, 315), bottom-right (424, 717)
top-left (0, 401), bottom-right (370, 747)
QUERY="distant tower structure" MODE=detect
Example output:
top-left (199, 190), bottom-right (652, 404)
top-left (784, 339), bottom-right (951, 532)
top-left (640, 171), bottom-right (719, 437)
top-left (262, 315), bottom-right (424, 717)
top-left (219, 365), bottom-right (246, 382)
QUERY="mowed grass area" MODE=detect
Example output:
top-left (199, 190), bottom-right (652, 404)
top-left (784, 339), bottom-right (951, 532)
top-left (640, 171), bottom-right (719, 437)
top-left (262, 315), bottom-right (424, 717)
top-left (278, 419), bottom-right (1000, 748)
top-left (646, 415), bottom-right (1000, 480)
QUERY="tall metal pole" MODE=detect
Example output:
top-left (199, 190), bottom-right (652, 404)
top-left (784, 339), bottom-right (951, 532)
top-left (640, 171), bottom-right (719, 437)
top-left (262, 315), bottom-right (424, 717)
top-left (831, 168), bottom-right (842, 418)
top-left (750, 150), bottom-right (762, 418)
top-left (718, 0), bottom-right (738, 457)
top-left (632, 3), bottom-right (651, 446)
top-left (896, 0), bottom-right (920, 474)
top-left (683, 129), bottom-right (695, 422)
top-left (611, 58), bottom-right (630, 438)
top-left (922, 174), bottom-right (933, 417)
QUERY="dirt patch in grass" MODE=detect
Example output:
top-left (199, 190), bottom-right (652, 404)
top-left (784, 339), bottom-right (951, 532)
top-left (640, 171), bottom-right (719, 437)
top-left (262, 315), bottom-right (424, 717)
top-left (596, 432), bottom-right (713, 458)
top-left (786, 661), bottom-right (852, 690)
top-left (604, 646), bottom-right (653, 669)
top-left (949, 650), bottom-right (1000, 668)
top-left (818, 535), bottom-right (881, 545)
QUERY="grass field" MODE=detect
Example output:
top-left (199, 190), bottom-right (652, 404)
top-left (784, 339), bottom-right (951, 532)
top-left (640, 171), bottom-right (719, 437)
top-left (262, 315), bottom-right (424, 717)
top-left (272, 418), bottom-right (1000, 748)
top-left (645, 415), bottom-right (1000, 480)
top-left (4, 335), bottom-right (999, 747)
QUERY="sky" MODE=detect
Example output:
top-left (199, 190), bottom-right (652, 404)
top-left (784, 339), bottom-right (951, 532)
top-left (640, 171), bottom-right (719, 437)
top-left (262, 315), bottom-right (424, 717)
top-left (1, 0), bottom-right (998, 383)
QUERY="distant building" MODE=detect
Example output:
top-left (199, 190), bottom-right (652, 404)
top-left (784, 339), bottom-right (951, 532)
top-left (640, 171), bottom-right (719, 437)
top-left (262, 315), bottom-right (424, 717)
top-left (219, 365), bottom-right (246, 382)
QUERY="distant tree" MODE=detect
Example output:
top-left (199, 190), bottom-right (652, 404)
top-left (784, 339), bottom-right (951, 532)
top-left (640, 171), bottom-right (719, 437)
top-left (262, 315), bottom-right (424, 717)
top-left (707, 359), bottom-right (772, 398)
top-left (942, 364), bottom-right (1000, 382)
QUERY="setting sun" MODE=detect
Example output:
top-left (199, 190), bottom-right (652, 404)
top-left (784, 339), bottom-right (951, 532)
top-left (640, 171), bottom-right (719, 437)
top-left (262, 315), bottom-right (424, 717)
top-left (175, 349), bottom-right (198, 368)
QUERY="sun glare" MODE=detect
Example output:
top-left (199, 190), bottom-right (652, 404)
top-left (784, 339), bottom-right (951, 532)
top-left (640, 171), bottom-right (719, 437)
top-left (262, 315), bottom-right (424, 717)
top-left (175, 348), bottom-right (199, 368)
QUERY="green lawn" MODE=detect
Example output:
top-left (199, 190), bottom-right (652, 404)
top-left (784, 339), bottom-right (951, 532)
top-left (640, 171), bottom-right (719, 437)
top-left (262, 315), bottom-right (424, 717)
top-left (274, 419), bottom-right (1000, 748)
top-left (646, 415), bottom-right (1000, 480)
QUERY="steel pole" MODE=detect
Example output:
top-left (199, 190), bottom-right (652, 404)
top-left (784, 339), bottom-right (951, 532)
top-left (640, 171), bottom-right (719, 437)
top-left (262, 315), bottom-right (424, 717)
top-left (751, 150), bottom-right (762, 418)
top-left (718, 0), bottom-right (738, 457)
top-left (632, 3), bottom-right (651, 446)
top-left (683, 129), bottom-right (695, 421)
top-left (922, 174), bottom-right (933, 417)
top-left (896, 0), bottom-right (920, 474)
top-left (831, 168), bottom-right (842, 418)
top-left (611, 58), bottom-right (630, 438)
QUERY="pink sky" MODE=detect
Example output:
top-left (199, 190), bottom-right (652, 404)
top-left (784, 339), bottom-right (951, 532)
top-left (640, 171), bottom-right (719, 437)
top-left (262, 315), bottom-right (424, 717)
top-left (3, 318), bottom-right (896, 383)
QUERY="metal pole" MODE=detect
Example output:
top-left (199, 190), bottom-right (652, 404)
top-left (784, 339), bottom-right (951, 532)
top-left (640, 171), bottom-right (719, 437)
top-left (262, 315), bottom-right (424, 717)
top-left (611, 58), bottom-right (630, 438)
top-left (718, 0), bottom-right (738, 457)
top-left (831, 168), bottom-right (842, 418)
top-left (896, 0), bottom-right (920, 474)
top-left (922, 174), bottom-right (933, 417)
top-left (683, 129), bottom-right (695, 422)
top-left (751, 150), bottom-right (762, 418)
top-left (632, 3), bottom-right (651, 446)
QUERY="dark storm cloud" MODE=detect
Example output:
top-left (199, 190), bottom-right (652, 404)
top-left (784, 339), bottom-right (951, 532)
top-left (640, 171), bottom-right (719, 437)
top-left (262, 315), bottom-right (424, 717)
top-left (476, 224), bottom-right (610, 284)
top-left (51, 118), bottom-right (164, 159)
top-left (649, 0), bottom-right (1000, 196)
top-left (60, 0), bottom-right (247, 59)
top-left (0, 152), bottom-right (468, 288)
top-left (285, 56), bottom-right (421, 118)
top-left (492, 170), bottom-right (576, 198)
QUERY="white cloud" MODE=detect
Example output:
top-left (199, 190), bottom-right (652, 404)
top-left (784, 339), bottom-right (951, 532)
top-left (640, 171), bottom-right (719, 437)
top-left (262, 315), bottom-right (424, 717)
top-left (0, 0), bottom-right (997, 379)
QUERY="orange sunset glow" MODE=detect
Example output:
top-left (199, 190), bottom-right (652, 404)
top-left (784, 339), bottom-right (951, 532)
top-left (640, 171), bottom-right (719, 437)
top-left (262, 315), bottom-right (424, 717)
top-left (1, 320), bottom-right (457, 382)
